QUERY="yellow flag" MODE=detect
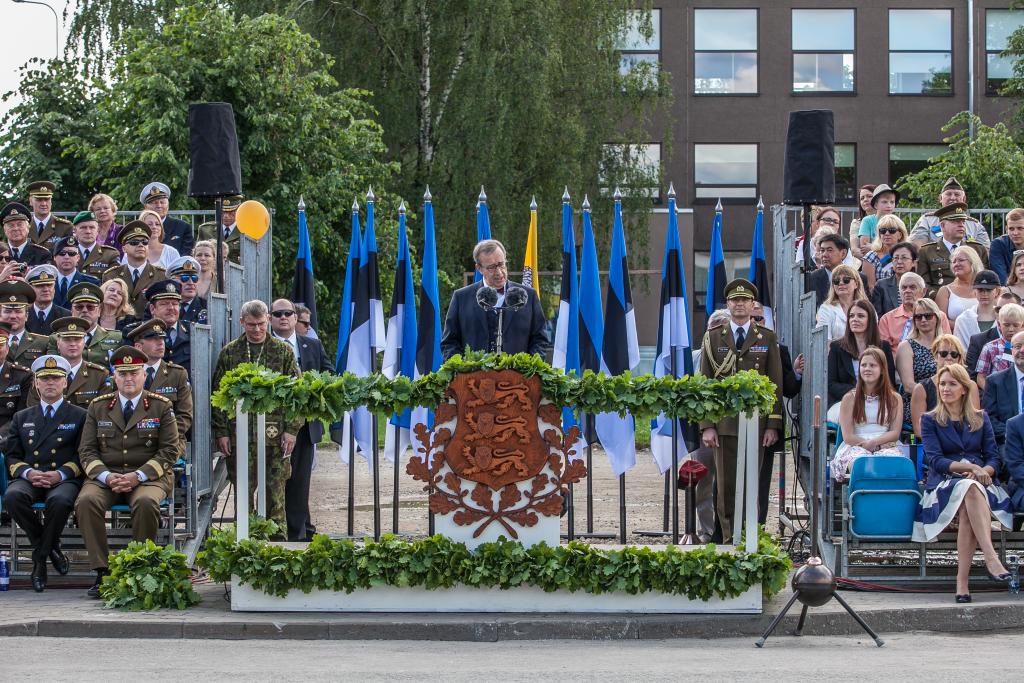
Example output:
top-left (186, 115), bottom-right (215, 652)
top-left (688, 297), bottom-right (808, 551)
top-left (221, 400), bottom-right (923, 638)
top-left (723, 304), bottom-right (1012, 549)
top-left (522, 199), bottom-right (540, 295)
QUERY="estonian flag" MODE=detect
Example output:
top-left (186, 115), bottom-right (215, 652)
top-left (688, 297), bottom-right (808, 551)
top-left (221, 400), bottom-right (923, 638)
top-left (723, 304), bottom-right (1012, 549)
top-left (749, 197), bottom-right (774, 329)
top-left (650, 184), bottom-right (695, 473)
top-left (292, 197), bottom-right (318, 329)
top-left (331, 199), bottom-right (362, 453)
top-left (578, 196), bottom-right (603, 445)
top-left (474, 186), bottom-right (491, 282)
top-left (383, 201), bottom-right (418, 463)
top-left (552, 188), bottom-right (584, 459)
top-left (411, 188), bottom-right (443, 452)
top-left (705, 199), bottom-right (727, 318)
top-left (596, 189), bottom-right (640, 476)
top-left (521, 197), bottom-right (540, 295)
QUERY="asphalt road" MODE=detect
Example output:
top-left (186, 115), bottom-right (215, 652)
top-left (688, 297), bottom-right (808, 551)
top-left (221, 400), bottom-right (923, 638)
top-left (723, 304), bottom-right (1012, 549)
top-left (4, 632), bottom-right (1020, 681)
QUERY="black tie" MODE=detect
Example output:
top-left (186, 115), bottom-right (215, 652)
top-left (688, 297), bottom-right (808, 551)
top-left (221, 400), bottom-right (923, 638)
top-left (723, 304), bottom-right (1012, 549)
top-left (11, 248), bottom-right (19, 261)
top-left (82, 248), bottom-right (90, 262)
top-left (44, 405), bottom-right (54, 421)
top-left (85, 332), bottom-right (93, 347)
top-left (38, 221), bottom-right (45, 236)
top-left (736, 326), bottom-right (746, 349)
top-left (145, 367), bottom-right (155, 389)
top-left (37, 309), bottom-right (45, 326)
top-left (58, 278), bottom-right (68, 303)
top-left (131, 269), bottom-right (140, 285)
top-left (123, 400), bottom-right (134, 422)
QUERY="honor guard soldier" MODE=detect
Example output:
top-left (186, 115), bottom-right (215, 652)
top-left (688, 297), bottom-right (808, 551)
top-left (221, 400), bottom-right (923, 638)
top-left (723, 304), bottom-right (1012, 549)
top-left (698, 279), bottom-right (784, 544)
top-left (52, 233), bottom-right (101, 308)
top-left (76, 346), bottom-right (179, 597)
top-left (0, 322), bottom-right (33, 435)
top-left (102, 220), bottom-right (166, 314)
top-left (71, 211), bottom-right (120, 278)
top-left (145, 279), bottom-right (191, 370)
top-left (0, 279), bottom-right (51, 366)
top-left (126, 318), bottom-right (192, 455)
top-left (30, 317), bottom-right (111, 409)
top-left (2, 355), bottom-right (87, 592)
top-left (52, 282), bottom-right (122, 365)
top-left (168, 256), bottom-right (208, 324)
top-left (916, 202), bottom-right (989, 298)
top-left (25, 265), bottom-right (70, 335)
top-left (2, 201), bottom-right (53, 267)
top-left (26, 181), bottom-right (72, 250)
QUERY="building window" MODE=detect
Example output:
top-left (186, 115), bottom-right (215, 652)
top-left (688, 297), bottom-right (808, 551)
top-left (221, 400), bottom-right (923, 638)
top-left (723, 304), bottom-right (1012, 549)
top-left (888, 9), bottom-right (952, 95)
top-left (694, 144), bottom-right (757, 200)
top-left (834, 144), bottom-right (856, 206)
top-left (792, 9), bottom-right (855, 93)
top-left (601, 143), bottom-right (661, 199)
top-left (889, 144), bottom-right (947, 192)
top-left (986, 10), bottom-right (1024, 96)
top-left (694, 251), bottom-right (751, 311)
top-left (617, 9), bottom-right (660, 82)
top-left (694, 9), bottom-right (758, 94)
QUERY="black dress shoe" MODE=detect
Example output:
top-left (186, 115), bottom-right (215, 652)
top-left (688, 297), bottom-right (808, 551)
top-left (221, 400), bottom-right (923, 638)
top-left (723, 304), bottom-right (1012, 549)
top-left (86, 569), bottom-right (109, 599)
top-left (49, 548), bottom-right (70, 576)
top-left (31, 560), bottom-right (47, 593)
top-left (986, 570), bottom-right (1012, 582)
top-left (955, 594), bottom-right (972, 603)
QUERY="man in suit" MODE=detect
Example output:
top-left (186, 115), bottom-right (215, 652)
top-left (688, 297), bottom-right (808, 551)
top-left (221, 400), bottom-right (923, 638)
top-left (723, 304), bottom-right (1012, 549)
top-left (916, 202), bottom-right (989, 298)
top-left (1, 354), bottom-right (87, 592)
top-left (871, 242), bottom-right (918, 318)
top-left (269, 297), bottom-right (333, 541)
top-left (982, 330), bottom-right (1024, 446)
top-left (54, 282), bottom-right (122, 366)
top-left (72, 212), bottom-right (120, 279)
top-left (168, 256), bottom-right (207, 325)
top-left (25, 265), bottom-right (70, 335)
top-left (808, 233), bottom-right (869, 307)
top-left (440, 239), bottom-right (549, 361)
top-left (988, 208), bottom-right (1024, 284)
top-left (52, 234), bottom-right (100, 309)
top-left (31, 317), bottom-right (111, 409)
top-left (0, 280), bottom-right (50, 366)
top-left (127, 318), bottom-right (193, 457)
top-left (75, 346), bottom-right (179, 597)
top-left (1003, 412), bottom-right (1024, 515)
top-left (145, 280), bottom-right (190, 370)
top-left (25, 181), bottom-right (72, 251)
top-left (140, 182), bottom-right (194, 256)
top-left (102, 220), bottom-right (166, 314)
top-left (0, 322), bottom-right (33, 436)
top-left (1, 201), bottom-right (53, 267)
top-left (699, 279), bottom-right (784, 543)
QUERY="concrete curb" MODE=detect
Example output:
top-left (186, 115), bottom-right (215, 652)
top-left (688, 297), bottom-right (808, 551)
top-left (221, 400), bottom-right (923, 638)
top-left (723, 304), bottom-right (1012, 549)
top-left (2, 601), bottom-right (1024, 641)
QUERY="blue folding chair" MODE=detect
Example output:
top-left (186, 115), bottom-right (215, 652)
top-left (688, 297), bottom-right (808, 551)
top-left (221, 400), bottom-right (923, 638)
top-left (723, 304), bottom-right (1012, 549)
top-left (847, 456), bottom-right (921, 539)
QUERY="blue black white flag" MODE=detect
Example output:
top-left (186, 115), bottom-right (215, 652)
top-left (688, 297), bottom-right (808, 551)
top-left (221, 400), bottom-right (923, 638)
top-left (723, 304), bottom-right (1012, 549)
top-left (749, 197), bottom-right (773, 329)
top-left (705, 200), bottom-right (726, 318)
top-left (552, 189), bottom-right (584, 459)
top-left (578, 196), bottom-right (603, 446)
top-left (412, 188), bottom-right (443, 456)
top-left (474, 186), bottom-right (491, 282)
top-left (331, 199), bottom-right (362, 453)
top-left (292, 198), bottom-right (318, 329)
top-left (383, 202), bottom-right (418, 463)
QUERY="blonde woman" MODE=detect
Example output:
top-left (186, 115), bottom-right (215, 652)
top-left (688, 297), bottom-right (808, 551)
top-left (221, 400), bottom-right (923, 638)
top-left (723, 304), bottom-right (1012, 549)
top-left (911, 334), bottom-right (979, 438)
top-left (123, 209), bottom-right (180, 270)
top-left (913, 363), bottom-right (1012, 602)
top-left (816, 263), bottom-right (869, 339)
top-left (88, 193), bottom-right (121, 249)
top-left (935, 246), bottom-right (984, 324)
top-left (193, 239), bottom-right (222, 299)
top-left (862, 214), bottom-right (907, 289)
top-left (98, 277), bottom-right (136, 331)
top-left (895, 297), bottom-right (941, 394)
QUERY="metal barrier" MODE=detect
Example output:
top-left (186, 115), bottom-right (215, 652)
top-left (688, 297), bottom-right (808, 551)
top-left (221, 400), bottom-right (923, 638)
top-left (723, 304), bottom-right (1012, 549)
top-left (776, 205), bottom-right (1012, 243)
top-left (226, 263), bottom-right (245, 339)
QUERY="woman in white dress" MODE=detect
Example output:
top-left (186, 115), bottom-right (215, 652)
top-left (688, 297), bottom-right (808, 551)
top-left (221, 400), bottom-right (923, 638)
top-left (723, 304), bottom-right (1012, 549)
top-left (830, 346), bottom-right (904, 481)
top-left (935, 246), bottom-right (983, 324)
top-left (816, 263), bottom-right (869, 340)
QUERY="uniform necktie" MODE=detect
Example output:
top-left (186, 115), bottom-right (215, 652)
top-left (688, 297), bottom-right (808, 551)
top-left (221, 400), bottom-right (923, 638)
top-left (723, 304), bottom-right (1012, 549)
top-left (38, 221), bottom-right (45, 236)
top-left (82, 248), bottom-right (90, 262)
top-left (36, 309), bottom-right (45, 326)
top-left (9, 335), bottom-right (19, 355)
top-left (123, 400), bottom-right (134, 422)
top-left (45, 405), bottom-right (54, 421)
top-left (145, 367), bottom-right (155, 389)
top-left (58, 277), bottom-right (68, 303)
top-left (735, 326), bottom-right (746, 349)
top-left (85, 331), bottom-right (93, 347)
top-left (131, 269), bottom-right (140, 285)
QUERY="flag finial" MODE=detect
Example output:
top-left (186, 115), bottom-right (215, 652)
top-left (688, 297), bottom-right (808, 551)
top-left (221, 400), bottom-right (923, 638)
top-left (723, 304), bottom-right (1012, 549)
top-left (582, 194), bottom-right (591, 211)
top-left (366, 186), bottom-right (375, 202)
top-left (715, 198), bottom-right (723, 213)
top-left (351, 197), bottom-right (359, 212)
top-left (423, 185), bottom-right (432, 202)
top-left (562, 186), bottom-right (570, 202)
top-left (756, 195), bottom-right (764, 211)
top-left (667, 182), bottom-right (676, 199)
top-left (530, 195), bottom-right (537, 211)
top-left (613, 187), bottom-right (622, 201)
top-left (398, 200), bottom-right (406, 215)
top-left (478, 185), bottom-right (487, 203)
top-left (298, 195), bottom-right (306, 211)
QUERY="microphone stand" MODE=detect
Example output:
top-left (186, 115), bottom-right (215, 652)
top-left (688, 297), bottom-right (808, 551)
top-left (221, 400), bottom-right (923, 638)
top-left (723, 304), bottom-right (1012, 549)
top-left (495, 307), bottom-right (504, 355)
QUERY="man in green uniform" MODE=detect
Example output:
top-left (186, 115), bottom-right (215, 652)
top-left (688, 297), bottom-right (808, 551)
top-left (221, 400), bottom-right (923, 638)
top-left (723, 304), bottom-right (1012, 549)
top-left (197, 194), bottom-right (243, 245)
top-left (55, 282), bottom-right (122, 365)
top-left (102, 220), bottom-right (166, 313)
top-left (0, 280), bottom-right (50, 366)
top-left (75, 346), bottom-right (179, 597)
top-left (212, 299), bottom-right (301, 535)
top-left (699, 279), bottom-right (784, 544)
top-left (916, 202), bottom-right (990, 298)
top-left (30, 317), bottom-right (110, 409)
top-left (25, 180), bottom-right (72, 251)
top-left (127, 318), bottom-right (193, 456)
top-left (0, 322), bottom-right (32, 436)
top-left (72, 212), bottom-right (121, 279)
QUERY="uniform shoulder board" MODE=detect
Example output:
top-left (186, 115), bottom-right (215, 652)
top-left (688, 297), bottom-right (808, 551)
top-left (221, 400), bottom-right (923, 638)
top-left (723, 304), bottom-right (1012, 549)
top-left (165, 361), bottom-right (187, 372)
top-left (10, 362), bottom-right (31, 374)
top-left (102, 264), bottom-right (122, 277)
top-left (27, 332), bottom-right (47, 342)
top-left (145, 390), bottom-right (172, 403)
top-left (54, 216), bottom-right (72, 225)
top-left (708, 319), bottom-right (728, 331)
top-left (85, 361), bottom-right (108, 372)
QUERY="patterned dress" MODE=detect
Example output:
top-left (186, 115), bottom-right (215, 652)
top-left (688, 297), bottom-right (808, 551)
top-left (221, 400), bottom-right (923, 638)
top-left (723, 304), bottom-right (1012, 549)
top-left (902, 339), bottom-right (936, 425)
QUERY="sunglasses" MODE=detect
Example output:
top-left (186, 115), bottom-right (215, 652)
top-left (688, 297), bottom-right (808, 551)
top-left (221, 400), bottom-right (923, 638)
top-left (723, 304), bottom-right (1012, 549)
top-left (832, 276), bottom-right (854, 286)
top-left (126, 239), bottom-right (149, 247)
top-left (751, 315), bottom-right (764, 322)
top-left (57, 250), bottom-right (78, 258)
top-left (271, 310), bottom-right (295, 318)
top-left (178, 274), bottom-right (199, 283)
top-left (913, 313), bottom-right (936, 321)
top-left (936, 350), bottom-right (961, 359)
top-left (878, 228), bottom-right (901, 235)
top-left (0, 256), bottom-right (11, 262)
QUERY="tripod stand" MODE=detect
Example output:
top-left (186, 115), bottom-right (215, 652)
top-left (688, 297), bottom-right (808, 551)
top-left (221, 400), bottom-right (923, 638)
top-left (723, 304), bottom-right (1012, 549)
top-left (756, 396), bottom-right (884, 648)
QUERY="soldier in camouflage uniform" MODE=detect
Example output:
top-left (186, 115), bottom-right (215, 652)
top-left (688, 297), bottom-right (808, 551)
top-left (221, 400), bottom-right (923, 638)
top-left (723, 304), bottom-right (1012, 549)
top-left (212, 300), bottom-right (301, 535)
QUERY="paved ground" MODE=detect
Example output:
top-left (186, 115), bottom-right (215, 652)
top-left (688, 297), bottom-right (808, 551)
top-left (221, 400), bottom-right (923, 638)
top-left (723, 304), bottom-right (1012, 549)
top-left (3, 632), bottom-right (1022, 681)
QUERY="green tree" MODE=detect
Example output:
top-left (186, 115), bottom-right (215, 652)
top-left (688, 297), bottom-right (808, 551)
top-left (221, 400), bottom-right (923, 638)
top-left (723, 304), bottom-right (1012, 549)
top-left (894, 112), bottom-right (1024, 209)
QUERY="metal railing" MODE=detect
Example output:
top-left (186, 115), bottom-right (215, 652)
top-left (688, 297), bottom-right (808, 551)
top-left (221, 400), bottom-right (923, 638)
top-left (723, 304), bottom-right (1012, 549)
top-left (776, 206), bottom-right (1013, 243)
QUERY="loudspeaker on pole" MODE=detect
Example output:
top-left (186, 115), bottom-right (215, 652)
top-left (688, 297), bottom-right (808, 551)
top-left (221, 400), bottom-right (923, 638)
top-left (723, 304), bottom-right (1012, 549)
top-left (782, 110), bottom-right (835, 206)
top-left (188, 102), bottom-right (242, 198)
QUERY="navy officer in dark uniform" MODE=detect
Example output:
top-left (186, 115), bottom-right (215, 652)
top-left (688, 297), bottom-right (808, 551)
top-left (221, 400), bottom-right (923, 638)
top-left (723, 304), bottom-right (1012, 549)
top-left (2, 354), bottom-right (87, 592)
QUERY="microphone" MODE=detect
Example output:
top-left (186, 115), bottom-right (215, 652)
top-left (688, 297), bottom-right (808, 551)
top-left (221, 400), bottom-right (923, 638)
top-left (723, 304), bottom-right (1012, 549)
top-left (504, 286), bottom-right (528, 311)
top-left (476, 285), bottom-right (498, 310)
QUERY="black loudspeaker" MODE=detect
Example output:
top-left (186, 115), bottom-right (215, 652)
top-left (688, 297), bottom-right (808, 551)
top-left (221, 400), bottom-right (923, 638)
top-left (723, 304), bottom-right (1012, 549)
top-left (783, 110), bottom-right (835, 205)
top-left (187, 102), bottom-right (242, 198)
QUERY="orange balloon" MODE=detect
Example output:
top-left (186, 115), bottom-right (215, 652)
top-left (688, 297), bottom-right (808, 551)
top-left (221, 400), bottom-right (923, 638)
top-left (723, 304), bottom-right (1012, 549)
top-left (236, 200), bottom-right (270, 239)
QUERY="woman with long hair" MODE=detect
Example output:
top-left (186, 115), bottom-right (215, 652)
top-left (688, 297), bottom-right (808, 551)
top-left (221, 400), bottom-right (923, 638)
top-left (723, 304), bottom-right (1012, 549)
top-left (826, 300), bottom-right (896, 422)
top-left (829, 346), bottom-right (904, 481)
top-left (1006, 250), bottom-right (1024, 301)
top-left (848, 184), bottom-right (876, 259)
top-left (935, 246), bottom-right (984, 324)
top-left (861, 214), bottom-right (907, 289)
top-left (816, 263), bottom-right (869, 339)
top-left (98, 278), bottom-right (136, 331)
top-left (193, 239), bottom-right (221, 299)
top-left (913, 364), bottom-right (1013, 602)
top-left (911, 335), bottom-right (979, 438)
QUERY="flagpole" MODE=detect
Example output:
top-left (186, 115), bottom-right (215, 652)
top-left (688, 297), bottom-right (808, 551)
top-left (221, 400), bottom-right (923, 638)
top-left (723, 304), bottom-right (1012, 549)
top-left (423, 186), bottom-right (436, 537)
top-left (367, 186), bottom-right (381, 542)
top-left (346, 197), bottom-right (360, 538)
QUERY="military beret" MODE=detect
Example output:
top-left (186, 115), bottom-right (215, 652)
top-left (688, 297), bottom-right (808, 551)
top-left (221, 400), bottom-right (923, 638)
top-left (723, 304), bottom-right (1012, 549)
top-left (118, 220), bottom-right (151, 245)
top-left (110, 346), bottom-right (146, 372)
top-left (26, 264), bottom-right (58, 285)
top-left (0, 202), bottom-right (31, 225)
top-left (31, 354), bottom-right (71, 378)
top-left (25, 181), bottom-right (55, 198)
top-left (140, 182), bottom-right (170, 206)
top-left (145, 279), bottom-right (181, 303)
top-left (0, 280), bottom-right (36, 307)
top-left (72, 210), bottom-right (96, 226)
top-left (935, 202), bottom-right (969, 222)
top-left (724, 278), bottom-right (758, 301)
top-left (126, 318), bottom-right (168, 342)
top-left (53, 235), bottom-right (80, 255)
top-left (67, 281), bottom-right (103, 305)
top-left (50, 316), bottom-right (90, 337)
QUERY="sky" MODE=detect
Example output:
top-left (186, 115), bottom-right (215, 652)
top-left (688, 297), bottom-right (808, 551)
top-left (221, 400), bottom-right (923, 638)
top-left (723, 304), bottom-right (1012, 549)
top-left (0, 0), bottom-right (73, 118)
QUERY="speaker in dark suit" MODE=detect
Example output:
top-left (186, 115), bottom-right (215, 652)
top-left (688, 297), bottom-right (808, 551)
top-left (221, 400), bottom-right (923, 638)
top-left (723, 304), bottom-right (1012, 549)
top-left (139, 182), bottom-right (195, 256)
top-left (1004, 413), bottom-right (1024, 510)
top-left (441, 282), bottom-right (549, 360)
top-left (982, 366), bottom-right (1024, 444)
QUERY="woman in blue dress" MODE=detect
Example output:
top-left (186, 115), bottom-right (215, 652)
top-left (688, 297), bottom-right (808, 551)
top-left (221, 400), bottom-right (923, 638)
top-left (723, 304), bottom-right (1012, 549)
top-left (913, 363), bottom-right (1013, 602)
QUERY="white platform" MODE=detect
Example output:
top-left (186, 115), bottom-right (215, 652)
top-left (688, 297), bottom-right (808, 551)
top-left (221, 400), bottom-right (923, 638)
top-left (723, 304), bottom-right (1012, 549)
top-left (230, 578), bottom-right (763, 614)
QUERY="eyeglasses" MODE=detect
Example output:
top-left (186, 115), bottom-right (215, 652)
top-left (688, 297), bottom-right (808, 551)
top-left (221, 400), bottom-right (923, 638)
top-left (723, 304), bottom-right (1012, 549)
top-left (481, 261), bottom-right (507, 273)
top-left (819, 217), bottom-right (840, 226)
top-left (913, 313), bottom-right (936, 321)
top-left (751, 315), bottom-right (764, 322)
top-left (178, 274), bottom-right (199, 283)
top-left (272, 310), bottom-right (295, 318)
top-left (832, 276), bottom-right (854, 286)
top-left (936, 350), bottom-right (961, 359)
top-left (126, 239), bottom-right (149, 247)
top-left (891, 254), bottom-right (914, 262)
top-left (72, 303), bottom-right (99, 311)
top-left (57, 250), bottom-right (78, 258)
top-left (878, 228), bottom-right (901, 235)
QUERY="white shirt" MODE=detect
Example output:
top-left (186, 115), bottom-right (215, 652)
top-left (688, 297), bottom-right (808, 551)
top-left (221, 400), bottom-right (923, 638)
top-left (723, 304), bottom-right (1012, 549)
top-left (32, 304), bottom-right (52, 318)
top-left (22, 398), bottom-right (66, 481)
top-left (729, 320), bottom-right (751, 347)
top-left (97, 392), bottom-right (148, 485)
top-left (942, 238), bottom-right (961, 254)
top-left (1015, 366), bottom-right (1024, 415)
top-left (274, 332), bottom-right (300, 361)
top-left (67, 361), bottom-right (82, 383)
top-left (31, 214), bottom-right (48, 231)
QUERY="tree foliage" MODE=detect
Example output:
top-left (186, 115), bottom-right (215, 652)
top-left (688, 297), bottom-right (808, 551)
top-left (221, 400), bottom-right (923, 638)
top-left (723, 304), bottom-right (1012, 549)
top-left (894, 112), bottom-right (1024, 209)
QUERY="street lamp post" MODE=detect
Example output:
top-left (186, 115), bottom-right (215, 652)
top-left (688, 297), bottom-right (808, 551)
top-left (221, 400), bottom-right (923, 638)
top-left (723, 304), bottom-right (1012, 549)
top-left (11, 0), bottom-right (60, 58)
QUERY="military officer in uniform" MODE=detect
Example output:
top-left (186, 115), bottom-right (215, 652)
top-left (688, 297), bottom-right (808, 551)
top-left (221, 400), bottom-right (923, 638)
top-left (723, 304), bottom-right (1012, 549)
top-left (52, 282), bottom-right (122, 365)
top-left (52, 234), bottom-right (100, 309)
top-left (2, 201), bottom-right (53, 267)
top-left (2, 354), bottom-right (87, 592)
top-left (25, 181), bottom-right (72, 251)
top-left (0, 280), bottom-right (51, 366)
top-left (168, 256), bottom-right (208, 325)
top-left (76, 346), bottom-right (179, 597)
top-left (699, 279), bottom-right (784, 544)
top-left (916, 202), bottom-right (990, 298)
top-left (0, 322), bottom-right (33, 436)
top-left (145, 280), bottom-right (191, 370)
top-left (212, 300), bottom-right (302, 536)
top-left (102, 220), bottom-right (166, 313)
top-left (30, 317), bottom-right (110, 409)
top-left (72, 211), bottom-right (121, 278)
top-left (25, 265), bottom-right (70, 335)
top-left (127, 318), bottom-right (192, 455)
top-left (197, 194), bottom-right (243, 245)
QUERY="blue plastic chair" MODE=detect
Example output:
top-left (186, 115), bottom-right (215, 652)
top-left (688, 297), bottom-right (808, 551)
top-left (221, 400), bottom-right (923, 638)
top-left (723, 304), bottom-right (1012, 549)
top-left (847, 456), bottom-right (921, 539)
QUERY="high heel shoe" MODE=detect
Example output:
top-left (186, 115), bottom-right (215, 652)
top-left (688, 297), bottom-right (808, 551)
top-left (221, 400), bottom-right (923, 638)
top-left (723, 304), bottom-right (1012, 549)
top-left (955, 594), bottom-right (972, 604)
top-left (986, 570), bottom-right (1012, 582)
